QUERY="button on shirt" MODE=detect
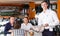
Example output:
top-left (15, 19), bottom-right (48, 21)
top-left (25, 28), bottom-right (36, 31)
top-left (38, 9), bottom-right (59, 31)
top-left (21, 23), bottom-right (33, 30)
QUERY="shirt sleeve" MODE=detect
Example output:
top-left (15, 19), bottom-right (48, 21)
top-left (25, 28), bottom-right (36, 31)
top-left (21, 24), bottom-right (24, 29)
top-left (38, 15), bottom-right (43, 26)
top-left (29, 23), bottom-right (33, 28)
top-left (49, 11), bottom-right (59, 27)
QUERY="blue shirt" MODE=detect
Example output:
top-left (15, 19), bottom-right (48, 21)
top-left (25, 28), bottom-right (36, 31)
top-left (4, 22), bottom-right (13, 34)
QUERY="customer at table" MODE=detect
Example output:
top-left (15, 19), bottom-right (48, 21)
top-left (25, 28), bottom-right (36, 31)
top-left (21, 17), bottom-right (35, 31)
top-left (11, 21), bottom-right (27, 36)
top-left (4, 16), bottom-right (15, 35)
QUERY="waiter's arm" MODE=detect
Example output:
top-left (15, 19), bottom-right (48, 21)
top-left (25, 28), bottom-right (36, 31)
top-left (49, 11), bottom-right (59, 27)
top-left (38, 15), bottom-right (43, 26)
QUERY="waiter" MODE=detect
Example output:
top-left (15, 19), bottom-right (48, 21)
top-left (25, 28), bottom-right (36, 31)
top-left (38, 1), bottom-right (59, 36)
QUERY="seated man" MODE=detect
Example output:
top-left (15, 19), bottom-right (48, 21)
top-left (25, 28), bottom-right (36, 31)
top-left (4, 16), bottom-right (15, 36)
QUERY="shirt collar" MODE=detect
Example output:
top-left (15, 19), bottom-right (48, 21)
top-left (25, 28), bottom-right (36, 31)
top-left (23, 23), bottom-right (29, 26)
top-left (42, 9), bottom-right (49, 13)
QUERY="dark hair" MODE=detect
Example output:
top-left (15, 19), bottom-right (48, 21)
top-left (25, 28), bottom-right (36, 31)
top-left (24, 17), bottom-right (29, 20)
top-left (13, 21), bottom-right (21, 29)
top-left (41, 1), bottom-right (48, 4)
top-left (9, 16), bottom-right (15, 19)
top-left (41, 1), bottom-right (50, 9)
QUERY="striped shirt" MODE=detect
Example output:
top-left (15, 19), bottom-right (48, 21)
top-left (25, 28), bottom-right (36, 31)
top-left (13, 29), bottom-right (25, 36)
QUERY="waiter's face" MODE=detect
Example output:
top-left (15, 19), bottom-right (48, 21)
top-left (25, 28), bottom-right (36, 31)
top-left (41, 2), bottom-right (48, 9)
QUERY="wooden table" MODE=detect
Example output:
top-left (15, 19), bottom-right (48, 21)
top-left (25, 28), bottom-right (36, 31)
top-left (29, 31), bottom-right (34, 36)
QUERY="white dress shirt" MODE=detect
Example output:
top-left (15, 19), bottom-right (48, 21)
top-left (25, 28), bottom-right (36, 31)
top-left (21, 23), bottom-right (33, 30)
top-left (38, 9), bottom-right (59, 31)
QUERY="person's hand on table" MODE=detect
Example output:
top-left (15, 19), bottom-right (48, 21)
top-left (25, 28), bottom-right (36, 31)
top-left (8, 30), bottom-right (13, 32)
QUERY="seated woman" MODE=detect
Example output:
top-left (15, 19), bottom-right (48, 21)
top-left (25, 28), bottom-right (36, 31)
top-left (21, 17), bottom-right (42, 32)
top-left (11, 21), bottom-right (26, 36)
top-left (21, 17), bottom-right (36, 36)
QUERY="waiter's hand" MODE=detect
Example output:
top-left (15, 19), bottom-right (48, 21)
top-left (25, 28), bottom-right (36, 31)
top-left (44, 24), bottom-right (49, 27)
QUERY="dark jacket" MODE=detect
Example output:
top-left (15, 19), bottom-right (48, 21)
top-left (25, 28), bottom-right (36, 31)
top-left (4, 22), bottom-right (13, 34)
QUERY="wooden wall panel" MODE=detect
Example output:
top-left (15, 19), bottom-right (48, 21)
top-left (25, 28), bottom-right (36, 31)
top-left (57, 0), bottom-right (60, 20)
top-left (28, 2), bottom-right (36, 19)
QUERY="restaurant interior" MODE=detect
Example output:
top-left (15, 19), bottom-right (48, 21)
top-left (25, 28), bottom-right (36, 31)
top-left (0, 0), bottom-right (60, 36)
